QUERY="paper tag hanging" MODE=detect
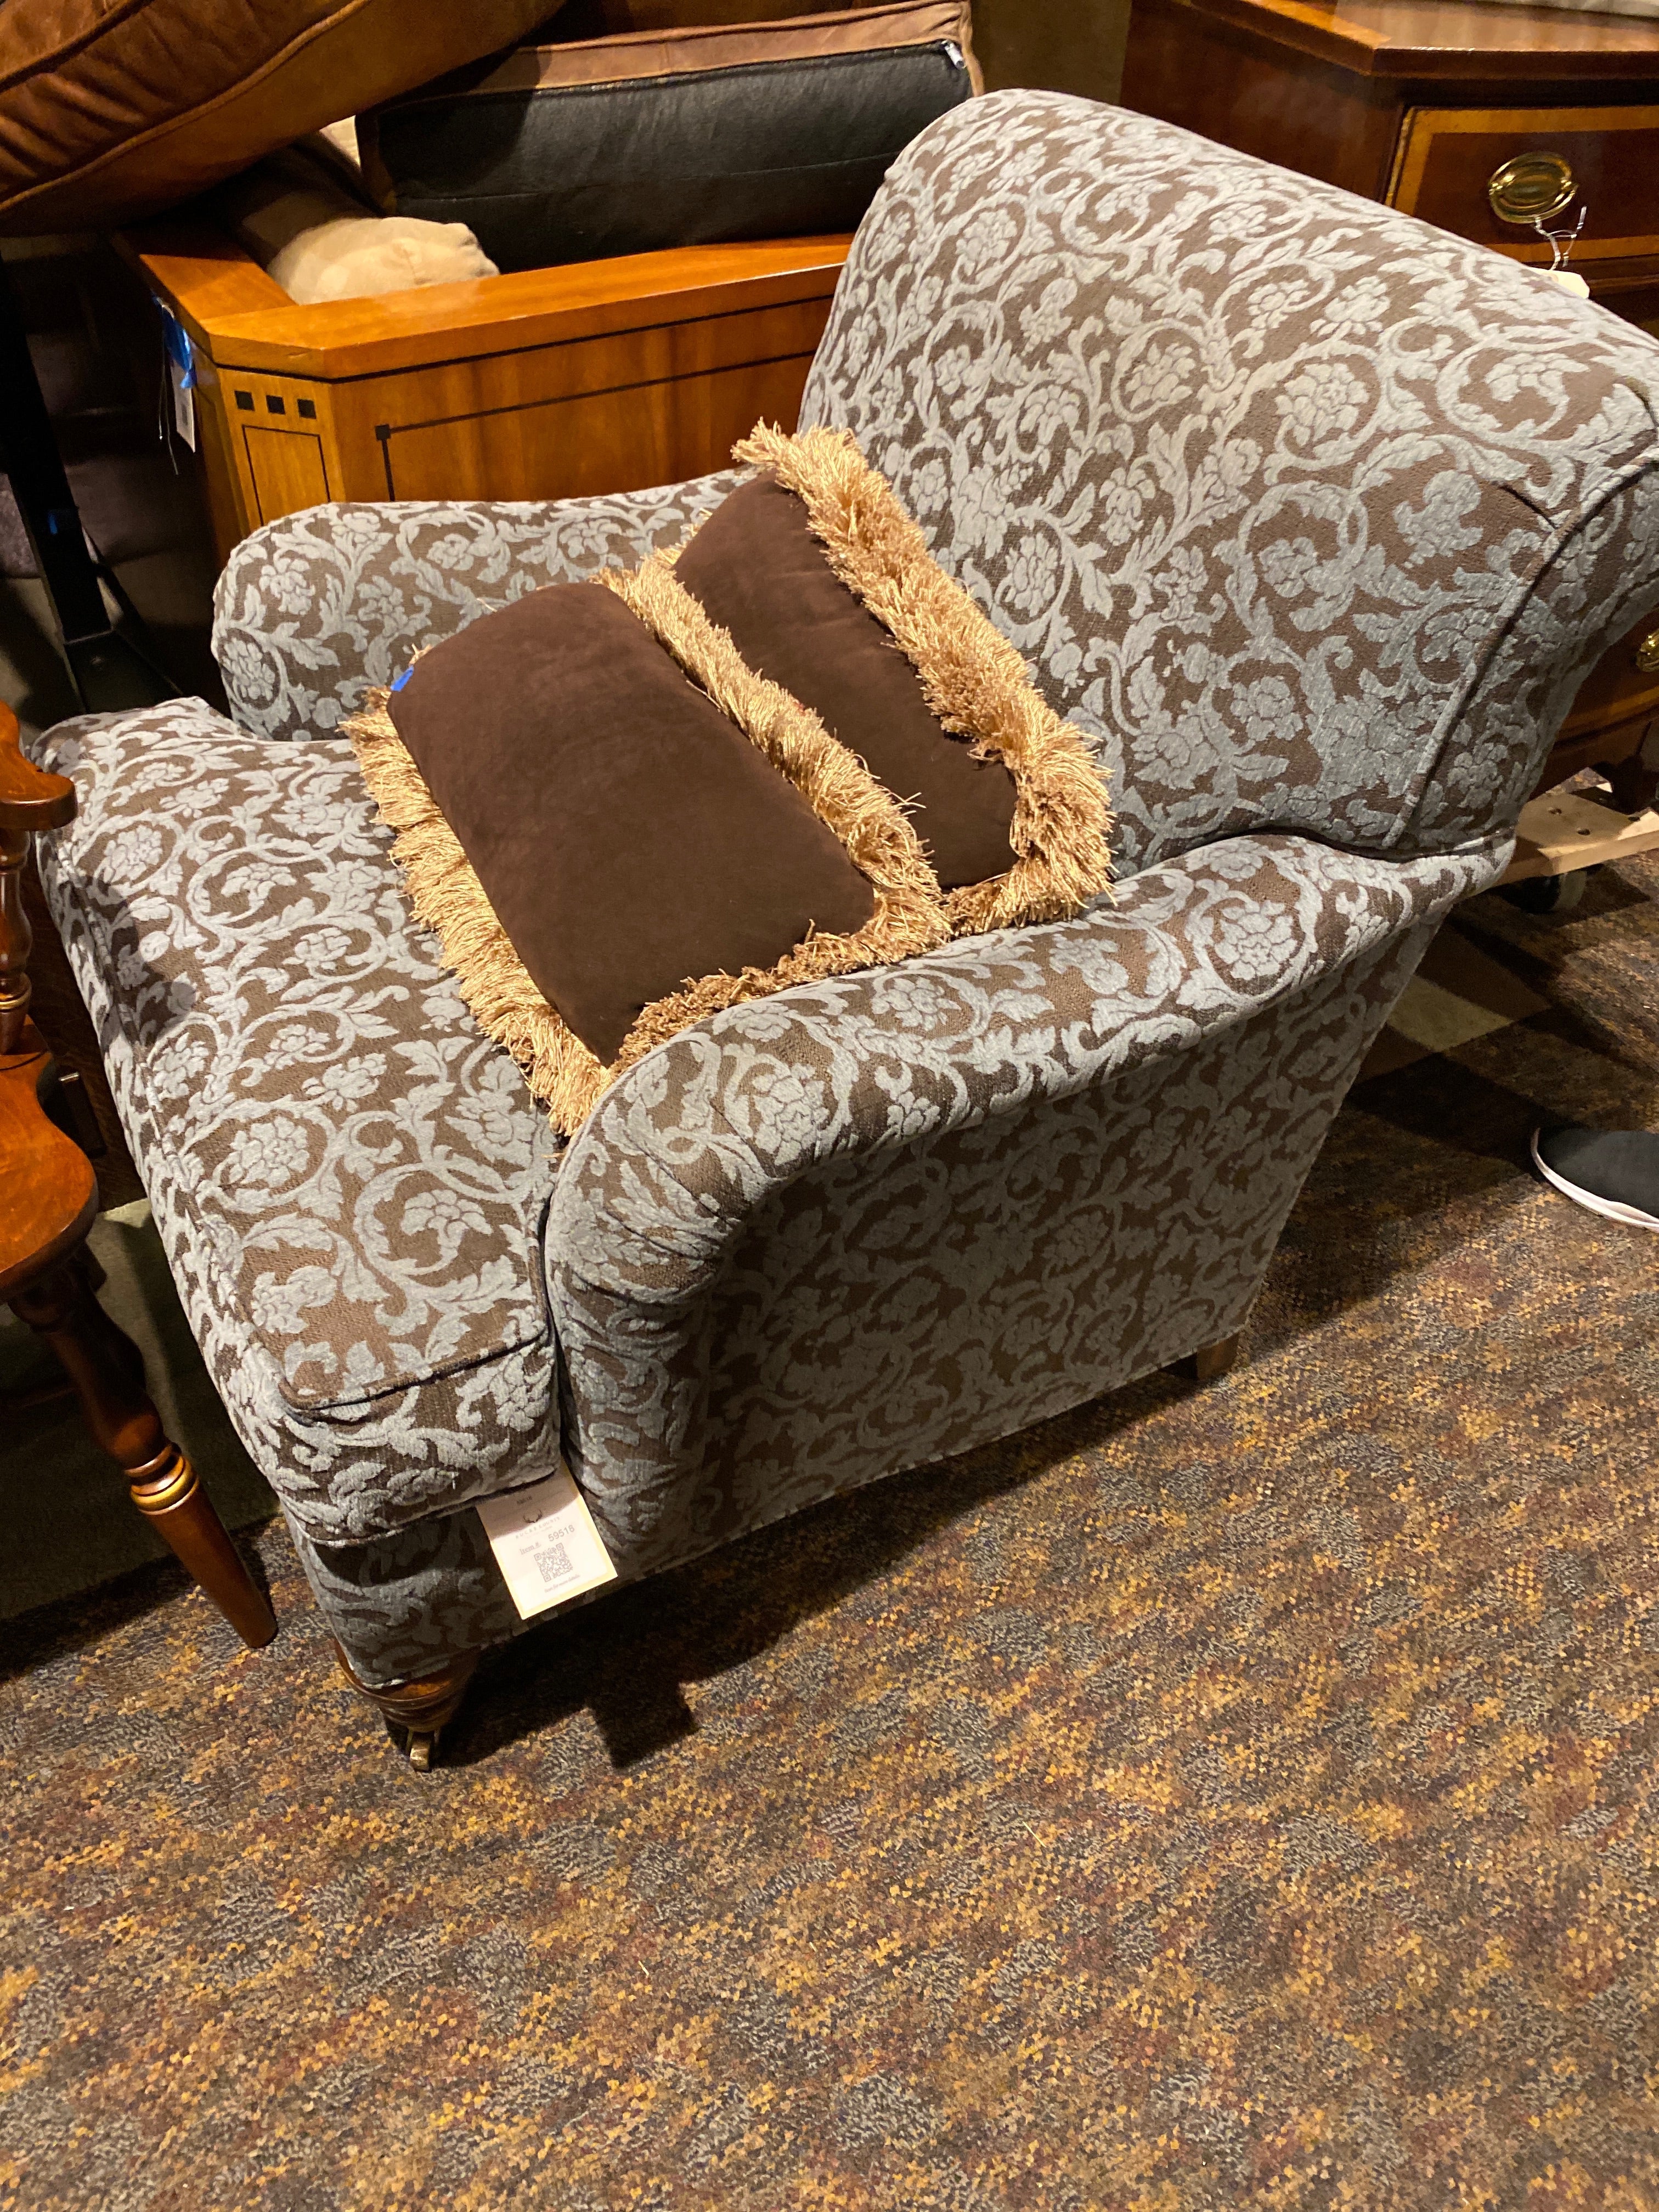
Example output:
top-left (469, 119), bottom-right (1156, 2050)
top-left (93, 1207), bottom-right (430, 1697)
top-left (1533, 201), bottom-right (1589, 303)
top-left (476, 1462), bottom-right (617, 1620)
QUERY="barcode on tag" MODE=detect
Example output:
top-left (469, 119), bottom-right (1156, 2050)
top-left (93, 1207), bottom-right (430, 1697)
top-left (528, 1537), bottom-right (572, 1584)
top-left (476, 1462), bottom-right (617, 1621)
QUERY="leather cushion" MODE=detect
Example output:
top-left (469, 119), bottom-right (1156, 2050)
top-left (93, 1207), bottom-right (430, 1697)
top-left (0, 0), bottom-right (560, 235)
top-left (552, 1), bottom-right (888, 29)
top-left (359, 1), bottom-right (975, 271)
top-left (675, 476), bottom-right (1019, 891)
top-left (386, 581), bottom-right (876, 1064)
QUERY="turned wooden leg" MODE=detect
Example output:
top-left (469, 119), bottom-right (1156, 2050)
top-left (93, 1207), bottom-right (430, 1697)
top-left (1192, 1332), bottom-right (1243, 1384)
top-left (8, 1251), bottom-right (276, 1649)
top-left (335, 1641), bottom-right (480, 1770)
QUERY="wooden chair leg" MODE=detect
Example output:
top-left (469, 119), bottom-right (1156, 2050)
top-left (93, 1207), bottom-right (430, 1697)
top-left (335, 1641), bottom-right (480, 1770)
top-left (8, 1250), bottom-right (276, 1649)
top-left (1192, 1332), bottom-right (1242, 1384)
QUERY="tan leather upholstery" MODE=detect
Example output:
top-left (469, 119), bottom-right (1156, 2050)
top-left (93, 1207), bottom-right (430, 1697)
top-left (417, 2), bottom-right (979, 96)
top-left (553, 0), bottom-right (878, 28)
top-left (0, 0), bottom-right (563, 235)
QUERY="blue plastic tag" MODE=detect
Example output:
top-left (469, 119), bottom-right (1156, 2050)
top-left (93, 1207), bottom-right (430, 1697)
top-left (159, 306), bottom-right (195, 390)
top-left (154, 301), bottom-right (197, 450)
top-left (391, 667), bottom-right (414, 693)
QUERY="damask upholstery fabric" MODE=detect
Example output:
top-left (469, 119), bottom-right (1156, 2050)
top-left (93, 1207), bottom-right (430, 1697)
top-left (36, 92), bottom-right (1659, 1689)
top-left (798, 97), bottom-right (1659, 875)
top-left (212, 473), bottom-right (747, 744)
top-left (36, 704), bottom-right (566, 1549)
top-left (35, 692), bottom-right (1491, 1683)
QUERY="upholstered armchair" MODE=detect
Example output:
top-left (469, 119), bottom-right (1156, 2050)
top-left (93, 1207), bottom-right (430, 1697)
top-left (32, 94), bottom-right (1659, 1764)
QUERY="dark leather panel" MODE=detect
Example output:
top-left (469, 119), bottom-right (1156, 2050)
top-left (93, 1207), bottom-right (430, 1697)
top-left (374, 45), bottom-right (973, 270)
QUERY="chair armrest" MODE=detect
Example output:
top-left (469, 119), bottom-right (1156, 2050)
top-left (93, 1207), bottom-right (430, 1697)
top-left (0, 702), bottom-right (75, 837)
top-left (211, 472), bottom-right (746, 741)
top-left (549, 829), bottom-right (1503, 1359)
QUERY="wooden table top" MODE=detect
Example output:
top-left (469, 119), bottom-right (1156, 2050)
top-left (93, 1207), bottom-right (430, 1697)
top-left (1170, 0), bottom-right (1659, 78)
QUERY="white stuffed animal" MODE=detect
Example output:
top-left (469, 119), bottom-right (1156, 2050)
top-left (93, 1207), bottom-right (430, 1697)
top-left (216, 133), bottom-right (498, 304)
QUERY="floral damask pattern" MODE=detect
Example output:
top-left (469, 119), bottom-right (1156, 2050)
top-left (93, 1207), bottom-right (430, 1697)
top-left (37, 706), bottom-right (565, 1547)
top-left (34, 92), bottom-right (1659, 1685)
top-left (281, 833), bottom-right (1492, 1685)
top-left (212, 474), bottom-right (745, 742)
top-left (800, 95), bottom-right (1659, 874)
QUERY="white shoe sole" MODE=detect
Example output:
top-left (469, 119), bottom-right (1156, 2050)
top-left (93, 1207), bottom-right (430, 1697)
top-left (1531, 1130), bottom-right (1659, 1233)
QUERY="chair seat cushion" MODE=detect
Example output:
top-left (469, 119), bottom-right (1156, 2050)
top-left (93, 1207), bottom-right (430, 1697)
top-left (33, 702), bottom-right (564, 1549)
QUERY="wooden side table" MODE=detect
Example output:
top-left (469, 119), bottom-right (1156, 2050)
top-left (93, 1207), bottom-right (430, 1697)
top-left (1, 704), bottom-right (276, 1650)
top-left (1123, 0), bottom-right (1659, 859)
top-left (113, 227), bottom-right (852, 566)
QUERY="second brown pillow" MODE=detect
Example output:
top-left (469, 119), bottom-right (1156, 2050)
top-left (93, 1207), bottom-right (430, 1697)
top-left (670, 423), bottom-right (1113, 932)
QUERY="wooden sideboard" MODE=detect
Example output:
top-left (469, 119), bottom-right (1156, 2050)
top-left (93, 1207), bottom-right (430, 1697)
top-left (116, 227), bottom-right (852, 565)
top-left (1125, 0), bottom-right (1659, 831)
top-left (1124, 0), bottom-right (1659, 326)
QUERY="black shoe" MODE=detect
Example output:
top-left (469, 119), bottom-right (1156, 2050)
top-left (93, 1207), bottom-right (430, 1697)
top-left (1531, 1125), bottom-right (1659, 1233)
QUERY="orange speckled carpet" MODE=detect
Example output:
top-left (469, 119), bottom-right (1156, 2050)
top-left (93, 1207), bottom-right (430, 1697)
top-left (4, 863), bottom-right (1658, 2212)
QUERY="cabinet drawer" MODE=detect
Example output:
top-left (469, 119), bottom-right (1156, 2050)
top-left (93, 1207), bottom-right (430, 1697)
top-left (1387, 104), bottom-right (1659, 267)
top-left (1561, 605), bottom-right (1659, 743)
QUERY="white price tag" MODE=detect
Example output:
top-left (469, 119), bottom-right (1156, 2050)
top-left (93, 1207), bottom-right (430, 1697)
top-left (170, 357), bottom-right (196, 449)
top-left (477, 1463), bottom-right (617, 1620)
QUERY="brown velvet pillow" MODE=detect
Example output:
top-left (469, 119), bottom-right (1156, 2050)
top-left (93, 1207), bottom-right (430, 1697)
top-left (670, 424), bottom-right (1112, 934)
top-left (347, 571), bottom-right (945, 1135)
top-left (0, 0), bottom-right (558, 235)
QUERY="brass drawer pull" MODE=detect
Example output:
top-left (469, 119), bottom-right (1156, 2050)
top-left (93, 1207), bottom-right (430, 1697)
top-left (1637, 628), bottom-right (1659, 676)
top-left (1487, 151), bottom-right (1577, 226)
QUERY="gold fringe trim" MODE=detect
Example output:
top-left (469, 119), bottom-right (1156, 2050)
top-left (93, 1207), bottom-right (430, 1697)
top-left (347, 571), bottom-right (952, 1136)
top-left (347, 697), bottom-right (610, 1136)
top-left (732, 421), bottom-right (1114, 932)
top-left (603, 557), bottom-right (946, 948)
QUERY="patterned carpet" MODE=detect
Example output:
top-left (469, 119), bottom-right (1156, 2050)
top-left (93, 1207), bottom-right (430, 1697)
top-left (5, 861), bottom-right (1657, 2212)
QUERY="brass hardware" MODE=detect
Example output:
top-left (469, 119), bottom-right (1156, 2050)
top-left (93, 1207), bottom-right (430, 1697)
top-left (1487, 151), bottom-right (1577, 227)
top-left (1637, 628), bottom-right (1659, 675)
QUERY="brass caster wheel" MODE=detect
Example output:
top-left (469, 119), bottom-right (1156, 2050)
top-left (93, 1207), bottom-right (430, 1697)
top-left (408, 1731), bottom-right (438, 1771)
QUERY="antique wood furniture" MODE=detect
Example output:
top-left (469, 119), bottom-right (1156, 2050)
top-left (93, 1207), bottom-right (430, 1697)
top-left (115, 225), bottom-right (853, 564)
top-left (1124, 0), bottom-right (1659, 872)
top-left (1, 703), bottom-right (276, 1651)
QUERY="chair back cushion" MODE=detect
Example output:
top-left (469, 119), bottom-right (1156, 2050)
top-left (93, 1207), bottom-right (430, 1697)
top-left (802, 93), bottom-right (1659, 873)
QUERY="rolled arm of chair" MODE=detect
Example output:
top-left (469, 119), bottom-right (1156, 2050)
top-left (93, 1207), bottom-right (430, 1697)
top-left (211, 471), bottom-right (747, 741)
top-left (549, 828), bottom-right (1504, 1396)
